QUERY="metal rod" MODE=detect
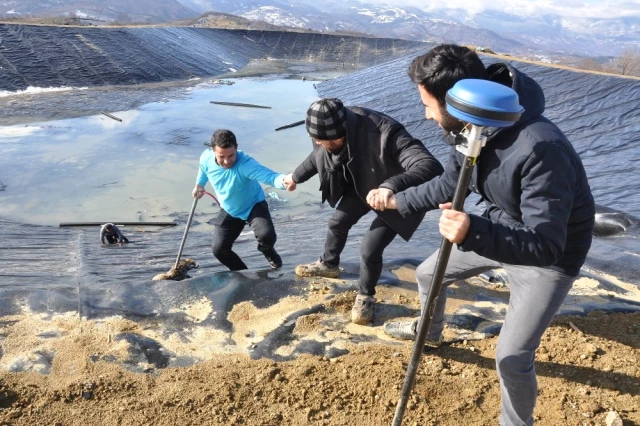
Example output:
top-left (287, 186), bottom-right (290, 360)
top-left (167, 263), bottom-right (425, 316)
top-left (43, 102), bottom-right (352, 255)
top-left (275, 120), bottom-right (305, 131)
top-left (174, 197), bottom-right (198, 270)
top-left (59, 221), bottom-right (176, 227)
top-left (209, 101), bottom-right (271, 109)
top-left (392, 155), bottom-right (477, 426)
top-left (100, 111), bottom-right (122, 122)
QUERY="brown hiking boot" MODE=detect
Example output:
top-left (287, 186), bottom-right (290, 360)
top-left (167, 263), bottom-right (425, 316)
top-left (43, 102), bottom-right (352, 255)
top-left (351, 294), bottom-right (376, 325)
top-left (294, 259), bottom-right (340, 278)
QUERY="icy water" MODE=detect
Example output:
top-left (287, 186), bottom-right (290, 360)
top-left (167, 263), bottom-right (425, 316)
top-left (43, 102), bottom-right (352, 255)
top-left (0, 76), bottom-right (636, 283)
top-left (0, 79), bottom-right (323, 227)
top-left (0, 77), bottom-right (638, 374)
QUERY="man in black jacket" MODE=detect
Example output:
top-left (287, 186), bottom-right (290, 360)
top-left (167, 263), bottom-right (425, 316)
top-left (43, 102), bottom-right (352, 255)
top-left (377, 44), bottom-right (595, 426)
top-left (283, 98), bottom-right (443, 324)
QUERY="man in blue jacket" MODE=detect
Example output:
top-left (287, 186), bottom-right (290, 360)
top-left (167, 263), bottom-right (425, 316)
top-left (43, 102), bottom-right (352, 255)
top-left (193, 129), bottom-right (288, 270)
top-left (377, 45), bottom-right (595, 426)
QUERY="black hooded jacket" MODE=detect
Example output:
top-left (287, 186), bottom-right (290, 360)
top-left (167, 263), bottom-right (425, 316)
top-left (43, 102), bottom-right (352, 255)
top-left (292, 107), bottom-right (444, 241)
top-left (395, 63), bottom-right (595, 276)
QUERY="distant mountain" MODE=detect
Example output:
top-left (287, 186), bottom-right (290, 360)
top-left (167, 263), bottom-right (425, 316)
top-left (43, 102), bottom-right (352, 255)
top-left (1, 0), bottom-right (637, 57)
top-left (0, 0), bottom-right (198, 23)
top-left (178, 0), bottom-right (638, 58)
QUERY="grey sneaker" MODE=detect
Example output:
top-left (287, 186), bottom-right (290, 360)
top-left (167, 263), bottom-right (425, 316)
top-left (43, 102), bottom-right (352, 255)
top-left (351, 294), bottom-right (376, 325)
top-left (383, 319), bottom-right (418, 340)
top-left (295, 259), bottom-right (340, 278)
top-left (383, 319), bottom-right (442, 351)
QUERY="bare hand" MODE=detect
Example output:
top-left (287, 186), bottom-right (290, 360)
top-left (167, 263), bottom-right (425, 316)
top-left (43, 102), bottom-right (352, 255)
top-left (366, 188), bottom-right (396, 211)
top-left (283, 173), bottom-right (297, 191)
top-left (366, 188), bottom-right (393, 211)
top-left (192, 185), bottom-right (205, 199)
top-left (438, 202), bottom-right (470, 244)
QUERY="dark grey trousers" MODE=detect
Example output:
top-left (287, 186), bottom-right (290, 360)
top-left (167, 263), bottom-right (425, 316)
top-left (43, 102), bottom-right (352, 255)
top-left (322, 191), bottom-right (398, 296)
top-left (415, 248), bottom-right (576, 426)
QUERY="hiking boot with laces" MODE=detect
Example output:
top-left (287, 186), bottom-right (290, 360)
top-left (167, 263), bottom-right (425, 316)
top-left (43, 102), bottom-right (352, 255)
top-left (351, 294), bottom-right (376, 325)
top-left (383, 319), bottom-right (442, 351)
top-left (294, 259), bottom-right (340, 278)
top-left (264, 249), bottom-right (282, 269)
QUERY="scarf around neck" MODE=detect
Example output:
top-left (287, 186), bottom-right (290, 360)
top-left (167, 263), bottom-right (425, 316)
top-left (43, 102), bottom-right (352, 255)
top-left (320, 145), bottom-right (350, 207)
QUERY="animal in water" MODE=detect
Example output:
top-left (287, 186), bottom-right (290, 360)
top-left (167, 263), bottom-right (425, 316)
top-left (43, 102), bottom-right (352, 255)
top-left (152, 258), bottom-right (199, 281)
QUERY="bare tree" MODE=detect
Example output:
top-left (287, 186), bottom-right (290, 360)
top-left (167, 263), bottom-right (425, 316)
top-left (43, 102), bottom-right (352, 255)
top-left (575, 58), bottom-right (603, 72)
top-left (609, 48), bottom-right (640, 76)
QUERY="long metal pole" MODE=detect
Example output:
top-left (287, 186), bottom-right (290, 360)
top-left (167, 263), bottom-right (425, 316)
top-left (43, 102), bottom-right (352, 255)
top-left (174, 197), bottom-right (198, 269)
top-left (392, 154), bottom-right (478, 426)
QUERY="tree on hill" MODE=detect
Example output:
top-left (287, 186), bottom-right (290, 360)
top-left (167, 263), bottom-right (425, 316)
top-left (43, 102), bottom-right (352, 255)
top-left (607, 48), bottom-right (640, 76)
top-left (575, 58), bottom-right (604, 72)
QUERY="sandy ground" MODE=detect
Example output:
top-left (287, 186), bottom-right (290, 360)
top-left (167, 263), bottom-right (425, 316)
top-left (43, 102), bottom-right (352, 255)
top-left (0, 265), bottom-right (638, 426)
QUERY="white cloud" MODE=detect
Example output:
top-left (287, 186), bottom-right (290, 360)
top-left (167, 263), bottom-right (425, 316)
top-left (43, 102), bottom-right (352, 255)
top-left (363, 0), bottom-right (640, 20)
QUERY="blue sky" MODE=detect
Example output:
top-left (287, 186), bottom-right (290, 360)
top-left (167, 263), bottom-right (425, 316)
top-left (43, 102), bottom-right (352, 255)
top-left (365, 0), bottom-right (640, 19)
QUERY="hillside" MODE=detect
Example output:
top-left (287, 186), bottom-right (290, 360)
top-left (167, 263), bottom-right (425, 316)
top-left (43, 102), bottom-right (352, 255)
top-left (0, 0), bottom-right (198, 23)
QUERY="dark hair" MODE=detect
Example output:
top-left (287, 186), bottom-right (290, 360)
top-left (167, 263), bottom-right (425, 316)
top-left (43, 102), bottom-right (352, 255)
top-left (105, 223), bottom-right (113, 231)
top-left (408, 44), bottom-right (488, 106)
top-left (210, 129), bottom-right (238, 149)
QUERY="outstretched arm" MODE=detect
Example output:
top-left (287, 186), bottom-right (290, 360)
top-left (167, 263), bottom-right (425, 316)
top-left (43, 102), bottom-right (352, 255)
top-left (394, 147), bottom-right (464, 216)
top-left (239, 157), bottom-right (287, 190)
top-left (291, 150), bottom-right (318, 185)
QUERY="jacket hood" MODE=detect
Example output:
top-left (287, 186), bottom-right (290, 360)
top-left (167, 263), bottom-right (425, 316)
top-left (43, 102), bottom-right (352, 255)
top-left (485, 63), bottom-right (545, 130)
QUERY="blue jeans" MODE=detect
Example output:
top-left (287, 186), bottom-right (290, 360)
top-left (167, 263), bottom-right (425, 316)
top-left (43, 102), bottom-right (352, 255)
top-left (415, 248), bottom-right (576, 426)
top-left (322, 191), bottom-right (398, 296)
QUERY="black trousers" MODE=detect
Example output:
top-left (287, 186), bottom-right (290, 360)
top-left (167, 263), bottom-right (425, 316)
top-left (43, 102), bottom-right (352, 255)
top-left (322, 191), bottom-right (398, 296)
top-left (212, 200), bottom-right (277, 271)
top-left (106, 234), bottom-right (129, 244)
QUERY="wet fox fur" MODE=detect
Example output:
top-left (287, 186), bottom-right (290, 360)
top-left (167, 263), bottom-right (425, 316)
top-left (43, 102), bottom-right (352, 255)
top-left (152, 258), bottom-right (198, 281)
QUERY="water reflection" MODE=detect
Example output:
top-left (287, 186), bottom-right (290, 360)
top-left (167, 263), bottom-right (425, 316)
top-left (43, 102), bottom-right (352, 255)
top-left (0, 79), bottom-right (322, 226)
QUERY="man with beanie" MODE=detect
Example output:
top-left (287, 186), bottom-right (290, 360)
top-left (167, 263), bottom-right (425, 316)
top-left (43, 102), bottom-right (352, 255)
top-left (194, 129), bottom-right (288, 271)
top-left (282, 99), bottom-right (443, 324)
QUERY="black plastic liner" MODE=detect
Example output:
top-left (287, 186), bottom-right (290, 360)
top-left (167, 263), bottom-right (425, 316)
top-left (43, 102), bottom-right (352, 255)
top-left (0, 24), bottom-right (428, 92)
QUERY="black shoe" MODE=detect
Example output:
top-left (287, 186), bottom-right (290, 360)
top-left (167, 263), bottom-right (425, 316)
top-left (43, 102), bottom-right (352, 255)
top-left (264, 249), bottom-right (282, 269)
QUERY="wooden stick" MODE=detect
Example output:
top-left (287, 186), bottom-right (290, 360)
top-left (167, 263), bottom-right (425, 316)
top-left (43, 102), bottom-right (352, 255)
top-left (210, 101), bottom-right (271, 109)
top-left (100, 111), bottom-right (122, 122)
top-left (275, 120), bottom-right (305, 131)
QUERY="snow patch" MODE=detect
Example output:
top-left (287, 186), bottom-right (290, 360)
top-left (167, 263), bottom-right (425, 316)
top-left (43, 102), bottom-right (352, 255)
top-left (0, 86), bottom-right (88, 98)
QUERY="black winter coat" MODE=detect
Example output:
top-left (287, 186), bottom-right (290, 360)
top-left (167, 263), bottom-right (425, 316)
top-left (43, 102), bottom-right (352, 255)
top-left (396, 63), bottom-right (595, 276)
top-left (292, 107), bottom-right (444, 241)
